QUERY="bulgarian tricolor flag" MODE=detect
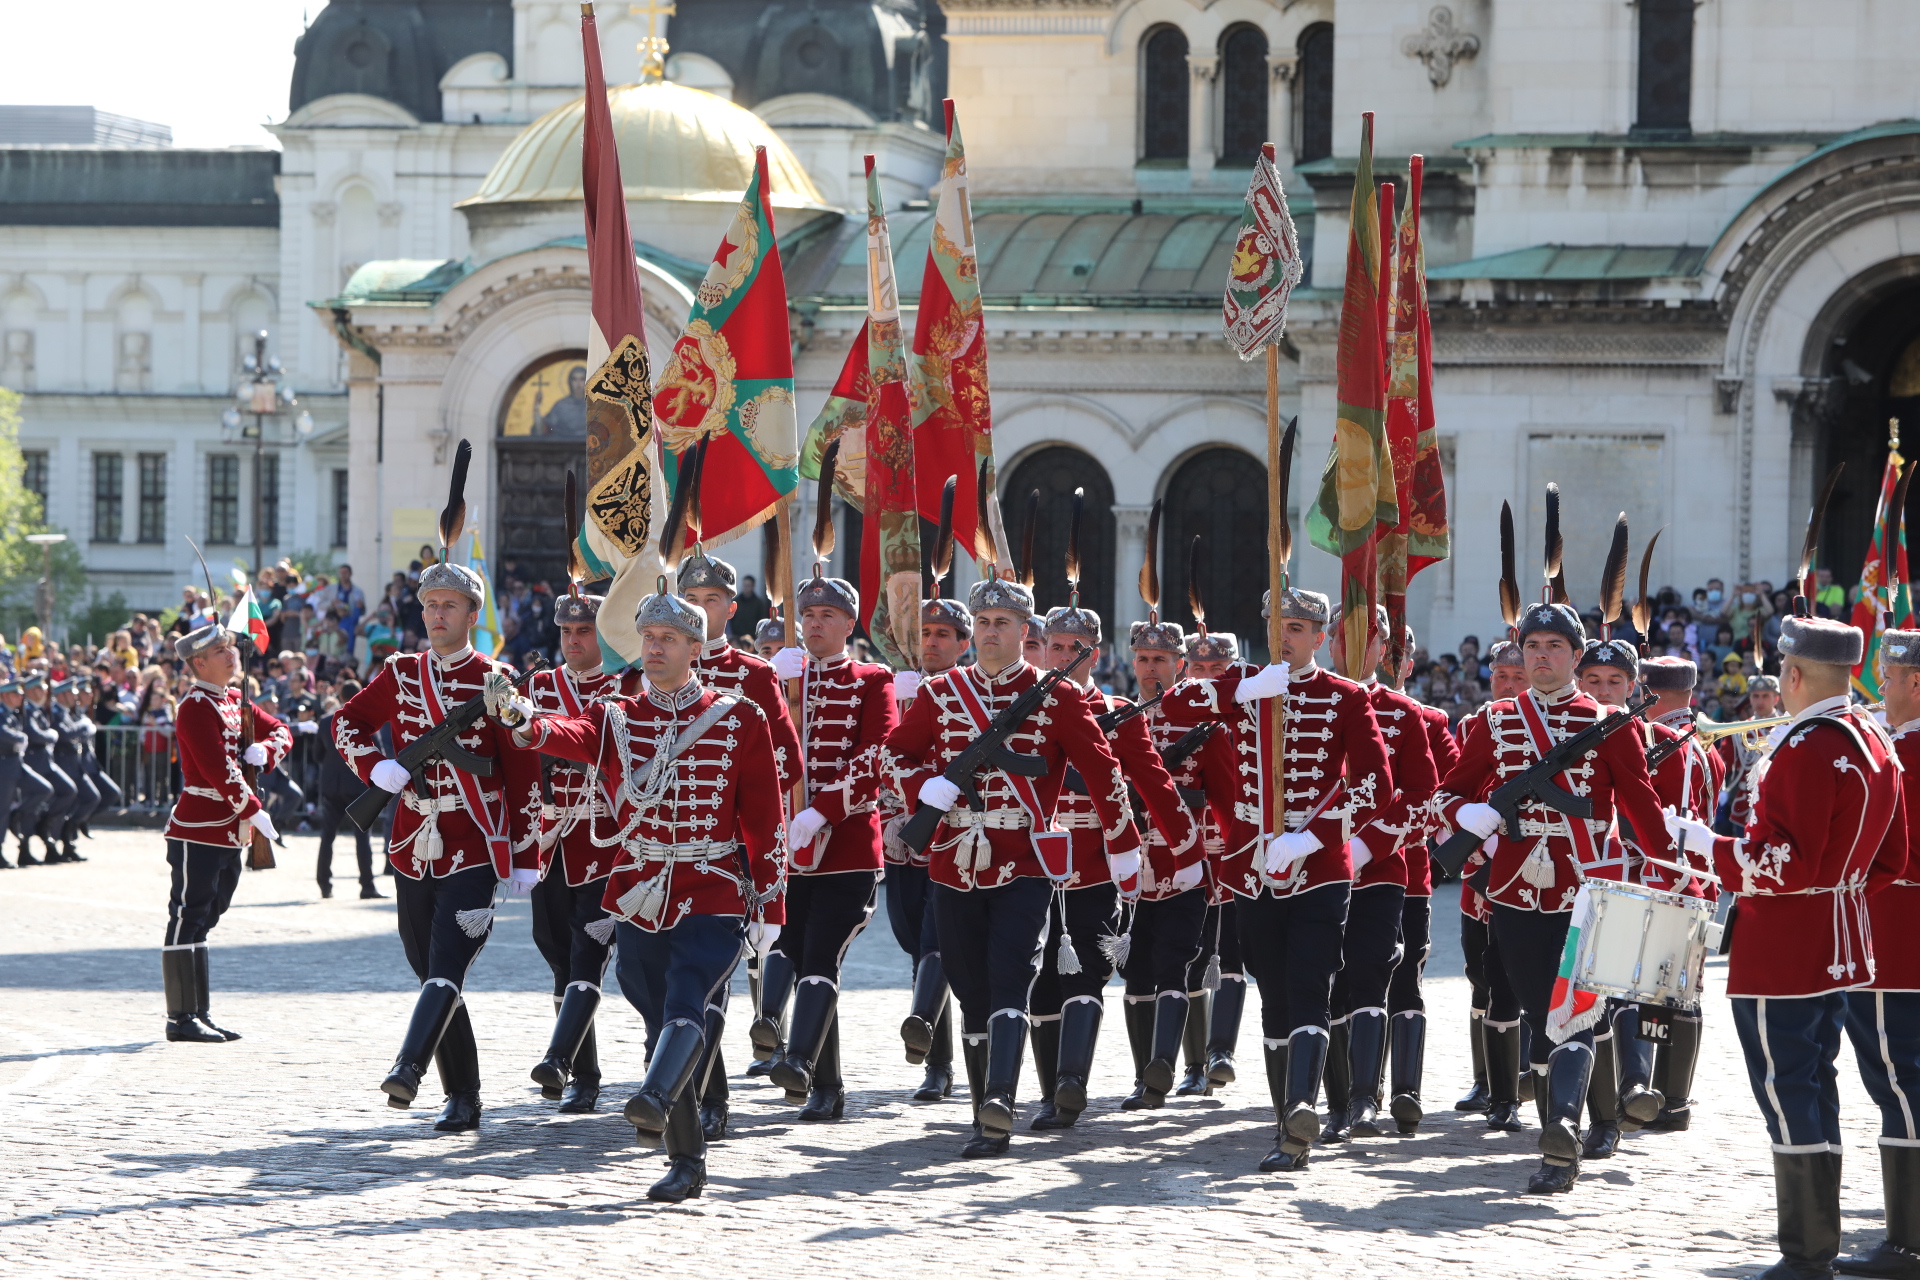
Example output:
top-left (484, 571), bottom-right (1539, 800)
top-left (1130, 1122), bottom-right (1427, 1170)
top-left (1851, 444), bottom-right (1914, 699)
top-left (1547, 884), bottom-right (1605, 1042)
top-left (228, 587), bottom-right (269, 654)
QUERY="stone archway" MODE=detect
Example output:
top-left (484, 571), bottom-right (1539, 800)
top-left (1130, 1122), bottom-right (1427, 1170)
top-left (1160, 445), bottom-right (1268, 654)
top-left (999, 445), bottom-right (1117, 625)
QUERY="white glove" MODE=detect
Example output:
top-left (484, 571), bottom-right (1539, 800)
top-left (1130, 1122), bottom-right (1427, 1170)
top-left (893, 670), bottom-right (922, 701)
top-left (1233, 661), bottom-right (1292, 704)
top-left (295, 720), bottom-right (320, 736)
top-left (1665, 809), bottom-right (1717, 857)
top-left (1456, 802), bottom-right (1502, 839)
top-left (506, 866), bottom-right (540, 896)
top-left (1263, 830), bottom-right (1321, 876)
top-left (1108, 848), bottom-right (1141, 886)
top-left (242, 742), bottom-right (269, 767)
top-left (918, 775), bottom-right (963, 812)
top-left (496, 695), bottom-right (536, 728)
top-left (371, 758), bottom-right (411, 793)
top-left (248, 808), bottom-right (278, 843)
top-left (787, 806), bottom-right (829, 848)
top-left (747, 921), bottom-right (782, 953)
top-left (1348, 836), bottom-right (1373, 873)
top-left (772, 647), bottom-right (808, 680)
top-left (1170, 861), bottom-right (1205, 893)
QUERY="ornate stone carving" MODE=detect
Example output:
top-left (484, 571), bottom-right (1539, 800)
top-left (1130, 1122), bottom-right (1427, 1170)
top-left (1187, 54), bottom-right (1220, 85)
top-left (1714, 376), bottom-right (1744, 415)
top-left (1268, 55), bottom-right (1299, 85)
top-left (378, 202), bottom-right (404, 227)
top-left (1401, 6), bottom-right (1480, 88)
top-left (311, 201), bottom-right (337, 227)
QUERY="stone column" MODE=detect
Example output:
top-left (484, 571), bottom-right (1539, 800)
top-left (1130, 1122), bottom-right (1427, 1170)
top-left (1268, 54), bottom-right (1298, 173)
top-left (181, 273), bottom-right (203, 393)
top-left (1187, 54), bottom-right (1220, 186)
top-left (1113, 503), bottom-right (1154, 671)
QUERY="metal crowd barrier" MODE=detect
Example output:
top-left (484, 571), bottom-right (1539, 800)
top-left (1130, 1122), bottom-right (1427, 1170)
top-left (93, 724), bottom-right (178, 815)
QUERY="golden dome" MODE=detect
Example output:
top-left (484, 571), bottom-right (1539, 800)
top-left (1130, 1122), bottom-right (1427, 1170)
top-left (458, 82), bottom-right (828, 211)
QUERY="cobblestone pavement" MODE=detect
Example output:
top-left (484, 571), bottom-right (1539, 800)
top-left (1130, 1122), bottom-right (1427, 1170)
top-left (0, 831), bottom-right (1897, 1277)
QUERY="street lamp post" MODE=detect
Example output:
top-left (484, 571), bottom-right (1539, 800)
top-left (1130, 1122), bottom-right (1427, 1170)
top-left (220, 330), bottom-right (313, 582)
top-left (25, 532), bottom-right (66, 640)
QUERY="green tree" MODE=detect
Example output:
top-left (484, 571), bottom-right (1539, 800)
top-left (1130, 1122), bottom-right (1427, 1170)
top-left (0, 388), bottom-right (94, 644)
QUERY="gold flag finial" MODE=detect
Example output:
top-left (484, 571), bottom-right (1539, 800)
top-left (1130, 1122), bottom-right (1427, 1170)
top-left (1893, 416), bottom-right (1902, 453)
top-left (629, 0), bottom-right (675, 82)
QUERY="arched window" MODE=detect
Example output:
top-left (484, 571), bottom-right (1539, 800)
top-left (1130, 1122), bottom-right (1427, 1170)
top-left (1162, 447), bottom-right (1269, 655)
top-left (1141, 25), bottom-right (1190, 162)
top-left (1634, 0), bottom-right (1694, 139)
top-left (1219, 24), bottom-right (1269, 166)
top-left (1000, 447), bottom-right (1117, 628)
top-left (1296, 22), bottom-right (1334, 165)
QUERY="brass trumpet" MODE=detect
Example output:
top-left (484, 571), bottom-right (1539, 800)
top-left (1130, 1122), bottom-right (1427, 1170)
top-left (1693, 713), bottom-right (1794, 750)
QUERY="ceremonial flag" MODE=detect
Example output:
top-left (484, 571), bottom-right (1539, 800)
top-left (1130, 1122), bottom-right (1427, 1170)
top-left (857, 157), bottom-right (920, 670)
top-left (654, 146), bottom-right (799, 555)
top-left (1851, 444), bottom-right (1914, 698)
top-left (1223, 142), bottom-right (1305, 360)
top-left (1380, 154), bottom-right (1449, 665)
top-left (228, 587), bottom-right (269, 654)
top-left (467, 527), bottom-right (503, 658)
top-left (1307, 112), bottom-right (1398, 678)
top-left (1546, 884), bottom-right (1605, 1042)
top-left (575, 4), bottom-right (662, 670)
top-left (800, 321), bottom-right (871, 508)
top-left (909, 100), bottom-right (995, 562)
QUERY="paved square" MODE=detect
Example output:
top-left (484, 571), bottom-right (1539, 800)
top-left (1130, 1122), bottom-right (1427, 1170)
top-left (0, 833), bottom-right (1892, 1276)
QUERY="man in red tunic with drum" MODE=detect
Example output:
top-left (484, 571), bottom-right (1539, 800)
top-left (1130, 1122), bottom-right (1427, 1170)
top-left (1666, 615), bottom-right (1907, 1278)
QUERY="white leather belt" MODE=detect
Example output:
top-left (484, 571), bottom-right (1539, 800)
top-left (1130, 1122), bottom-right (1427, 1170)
top-left (1055, 811), bottom-right (1102, 830)
top-left (402, 793), bottom-right (461, 814)
top-left (941, 808), bottom-right (1029, 831)
top-left (621, 838), bottom-right (739, 864)
top-left (1518, 817), bottom-right (1606, 838)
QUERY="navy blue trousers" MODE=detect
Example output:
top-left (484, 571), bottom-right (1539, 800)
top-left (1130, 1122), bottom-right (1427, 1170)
top-left (11, 758), bottom-right (52, 837)
top-left (1032, 881), bottom-right (1121, 1014)
top-left (393, 864), bottom-right (495, 989)
top-left (885, 860), bottom-right (942, 964)
top-left (530, 874), bottom-right (614, 992)
top-left (1389, 895), bottom-right (1432, 1016)
top-left (164, 840), bottom-right (243, 947)
top-left (1846, 990), bottom-right (1920, 1144)
top-left (1332, 883), bottom-right (1406, 1021)
top-left (1238, 881), bottom-right (1350, 1044)
top-left (614, 914), bottom-right (745, 1055)
top-left (1119, 885), bottom-right (1206, 1001)
top-left (1731, 993), bottom-right (1848, 1151)
top-left (1490, 905), bottom-right (1595, 1066)
top-left (932, 877), bottom-right (1052, 1034)
top-left (22, 750), bottom-right (73, 838)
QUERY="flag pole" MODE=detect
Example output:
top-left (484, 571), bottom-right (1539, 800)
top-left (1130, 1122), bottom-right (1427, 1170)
top-left (774, 498), bottom-right (804, 815)
top-left (1265, 341), bottom-right (1286, 833)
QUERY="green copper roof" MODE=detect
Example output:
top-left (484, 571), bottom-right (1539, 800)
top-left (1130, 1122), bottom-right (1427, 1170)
top-left (1426, 244), bottom-right (1707, 281)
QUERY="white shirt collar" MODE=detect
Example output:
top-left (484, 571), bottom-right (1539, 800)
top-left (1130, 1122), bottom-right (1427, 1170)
top-left (430, 644), bottom-right (475, 670)
top-left (809, 650), bottom-right (849, 670)
top-left (1533, 682), bottom-right (1580, 706)
top-left (700, 635), bottom-right (731, 659)
top-left (192, 678), bottom-right (228, 695)
top-left (1892, 715), bottom-right (1920, 738)
top-left (1790, 693), bottom-right (1853, 727)
top-left (565, 662), bottom-right (605, 683)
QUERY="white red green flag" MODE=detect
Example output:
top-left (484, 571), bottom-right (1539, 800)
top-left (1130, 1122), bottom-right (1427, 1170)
top-left (228, 587), bottom-right (269, 654)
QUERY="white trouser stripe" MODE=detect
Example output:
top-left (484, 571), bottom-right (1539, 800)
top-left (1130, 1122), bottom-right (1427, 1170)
top-left (1874, 991), bottom-right (1918, 1141)
top-left (1756, 997), bottom-right (1797, 1148)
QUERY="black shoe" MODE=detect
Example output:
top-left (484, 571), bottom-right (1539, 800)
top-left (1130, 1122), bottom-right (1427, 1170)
top-left (749, 949), bottom-right (796, 1063)
top-left (1175, 1062), bottom-right (1211, 1096)
top-left (1176, 993), bottom-right (1212, 1096)
top-left (558, 1078), bottom-right (600, 1114)
top-left (768, 980), bottom-right (837, 1096)
top-left (434, 1090), bottom-right (482, 1132)
top-left (1348, 1097), bottom-right (1385, 1139)
top-left (1486, 1101), bottom-right (1526, 1131)
top-left (360, 883), bottom-right (385, 900)
top-left (647, 1156), bottom-right (707, 1202)
top-left (902, 953), bottom-right (949, 1065)
top-left (1140, 993), bottom-right (1186, 1098)
top-left (1455, 1081), bottom-right (1492, 1112)
top-left (17, 845), bottom-right (40, 867)
top-left (1388, 1012), bottom-right (1427, 1134)
top-left (62, 841), bottom-right (84, 862)
top-left (914, 1062), bottom-right (954, 1102)
top-left (1582, 1123), bottom-right (1620, 1160)
top-left (700, 1101), bottom-right (729, 1141)
top-left (189, 948), bottom-right (240, 1040)
top-left (797, 1086), bottom-right (845, 1122)
top-left (165, 1015), bottom-right (227, 1043)
top-left (961, 1125), bottom-right (1010, 1158)
top-left (1526, 1157), bottom-right (1580, 1194)
top-left (1206, 979), bottom-right (1247, 1088)
top-left (1259, 1136), bottom-right (1310, 1173)
top-left (1320, 1021), bottom-right (1351, 1142)
top-left (1619, 1081), bottom-right (1665, 1128)
top-left (976, 1012), bottom-right (1027, 1138)
top-left (1118, 1000), bottom-right (1156, 1110)
top-left (532, 985), bottom-right (601, 1101)
top-left (1121, 1080), bottom-right (1165, 1111)
top-left (320, 883), bottom-right (334, 899)
top-left (1346, 1011), bottom-right (1389, 1138)
top-left (746, 1057), bottom-right (778, 1078)
top-left (0, 850), bottom-right (12, 868)
top-left (1538, 1043), bottom-right (1595, 1166)
top-left (1205, 1048), bottom-right (1237, 1088)
top-left (1030, 1099), bottom-right (1075, 1131)
top-left (1643, 1107), bottom-right (1692, 1132)
top-left (1482, 1020), bottom-right (1523, 1129)
top-left (1835, 1241), bottom-right (1920, 1278)
top-left (1052, 998), bottom-right (1101, 1122)
top-left (1770, 1149), bottom-right (1844, 1279)
top-left (382, 981), bottom-right (460, 1108)
top-left (624, 1019), bottom-right (707, 1136)
top-left (195, 1014), bottom-right (241, 1042)
top-left (1284, 1030), bottom-right (1331, 1149)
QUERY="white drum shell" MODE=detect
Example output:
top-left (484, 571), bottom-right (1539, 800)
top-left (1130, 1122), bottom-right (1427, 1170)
top-left (1572, 880), bottom-right (1712, 1010)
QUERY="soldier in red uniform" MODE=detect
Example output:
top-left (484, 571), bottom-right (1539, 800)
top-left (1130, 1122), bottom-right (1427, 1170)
top-left (1163, 587), bottom-right (1391, 1173)
top-left (1717, 673), bottom-right (1781, 836)
top-left (524, 592), bottom-right (626, 1116)
top-left (161, 622), bottom-right (291, 1044)
top-left (881, 574), bottom-right (1143, 1158)
top-left (753, 617), bottom-right (785, 662)
top-left (1666, 615), bottom-right (1906, 1279)
top-left (334, 559), bottom-right (538, 1133)
top-left (1837, 628), bottom-right (1920, 1279)
top-left (678, 549), bottom-right (802, 1137)
top-left (515, 582), bottom-right (786, 1204)
top-left (763, 573), bottom-right (897, 1121)
top-left (1028, 605), bottom-right (1203, 1129)
top-left (1437, 602), bottom-right (1677, 1195)
top-left (1321, 608), bottom-right (1438, 1142)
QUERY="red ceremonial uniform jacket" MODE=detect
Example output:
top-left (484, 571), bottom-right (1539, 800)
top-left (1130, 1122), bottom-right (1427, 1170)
top-left (1053, 685), bottom-right (1205, 897)
top-left (1162, 662), bottom-right (1390, 902)
top-left (1137, 693), bottom-right (1243, 904)
top-left (524, 678), bottom-right (786, 931)
top-left (1640, 718), bottom-right (1718, 897)
top-left (1718, 730), bottom-right (1768, 832)
top-left (882, 659), bottom-right (1142, 892)
top-left (525, 664), bottom-right (628, 886)
top-left (164, 681), bottom-right (292, 849)
top-left (1451, 708), bottom-right (1496, 924)
top-left (1353, 679), bottom-right (1438, 891)
top-left (1657, 707), bottom-right (1726, 797)
top-left (1868, 721), bottom-right (1920, 991)
top-left (793, 652), bottom-right (896, 875)
top-left (694, 636), bottom-right (802, 792)
top-left (333, 647), bottom-right (537, 881)
top-left (1434, 685), bottom-right (1676, 914)
top-left (1710, 696), bottom-right (1907, 997)
top-left (1414, 703), bottom-right (1459, 898)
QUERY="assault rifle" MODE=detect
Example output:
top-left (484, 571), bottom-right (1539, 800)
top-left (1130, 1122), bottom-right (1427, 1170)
top-left (1064, 715), bottom-right (1218, 810)
top-left (347, 657), bottom-right (548, 832)
top-left (1645, 722), bottom-right (1699, 771)
top-left (898, 643), bottom-right (1091, 854)
top-left (1431, 692), bottom-right (1655, 878)
top-left (1095, 690), bottom-right (1162, 735)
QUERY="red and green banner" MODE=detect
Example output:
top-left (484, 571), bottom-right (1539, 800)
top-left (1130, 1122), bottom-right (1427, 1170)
top-left (800, 320), bottom-right (872, 510)
top-left (1307, 111), bottom-right (1399, 677)
top-left (1547, 885), bottom-right (1605, 1042)
top-left (655, 146), bottom-right (799, 553)
top-left (1852, 445), bottom-right (1914, 698)
top-left (228, 587), bottom-right (269, 654)
top-left (1222, 141), bottom-right (1304, 360)
top-left (909, 100), bottom-right (995, 564)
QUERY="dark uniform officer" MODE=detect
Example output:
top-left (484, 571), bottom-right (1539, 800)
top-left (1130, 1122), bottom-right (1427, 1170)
top-left (51, 677), bottom-right (103, 861)
top-left (16, 674), bottom-right (71, 865)
top-left (0, 675), bottom-right (32, 868)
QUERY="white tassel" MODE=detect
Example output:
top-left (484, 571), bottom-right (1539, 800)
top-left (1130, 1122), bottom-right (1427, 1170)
top-left (1203, 953), bottom-right (1222, 993)
top-left (1520, 843), bottom-right (1557, 889)
top-left (1098, 928), bottom-right (1132, 970)
top-left (454, 907), bottom-right (494, 939)
top-left (1056, 927), bottom-right (1081, 975)
top-left (584, 915), bottom-right (618, 945)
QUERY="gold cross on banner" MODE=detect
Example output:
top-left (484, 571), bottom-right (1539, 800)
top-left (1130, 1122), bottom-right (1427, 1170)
top-left (629, 0), bottom-right (675, 81)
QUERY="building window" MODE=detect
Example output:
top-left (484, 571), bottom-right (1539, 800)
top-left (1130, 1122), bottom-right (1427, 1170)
top-left (1635, 0), bottom-right (1694, 138)
top-left (260, 454), bottom-right (280, 548)
top-left (92, 452), bottom-right (123, 543)
top-left (21, 449), bottom-right (47, 519)
top-left (331, 468), bottom-right (349, 549)
top-left (1297, 23), bottom-right (1334, 164)
top-left (208, 454), bottom-right (239, 545)
top-left (1141, 25), bottom-right (1190, 162)
top-left (137, 452), bottom-right (166, 544)
top-left (1219, 24), bottom-right (1269, 166)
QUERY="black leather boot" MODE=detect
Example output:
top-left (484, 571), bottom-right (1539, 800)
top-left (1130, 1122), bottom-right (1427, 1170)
top-left (381, 979), bottom-right (460, 1106)
top-left (1527, 1042), bottom-right (1593, 1194)
top-left (15, 832), bottom-right (38, 867)
top-left (648, 1077), bottom-right (707, 1203)
top-left (1176, 991), bottom-right (1212, 1096)
top-left (560, 1021), bottom-right (602, 1114)
top-left (1347, 1010), bottom-right (1389, 1138)
top-left (1612, 1004), bottom-right (1663, 1129)
top-left (902, 953), bottom-right (950, 1065)
top-left (914, 1003), bottom-right (954, 1101)
top-left (698, 1005), bottom-right (730, 1139)
top-left (797, 1018), bottom-right (847, 1122)
top-left (1838, 1144), bottom-right (1920, 1278)
top-left (191, 946), bottom-right (241, 1041)
top-left (1483, 1020), bottom-right (1525, 1131)
top-left (1206, 977), bottom-right (1246, 1087)
top-left (1389, 1011), bottom-right (1427, 1134)
top-left (1142, 992), bottom-right (1188, 1100)
top-left (1258, 1042), bottom-right (1305, 1172)
top-left (1028, 1017), bottom-right (1064, 1130)
top-left (1763, 1149), bottom-right (1842, 1279)
top-left (624, 1018), bottom-right (706, 1137)
top-left (532, 984), bottom-right (600, 1100)
top-left (1319, 1021), bottom-right (1353, 1142)
top-left (1582, 1029), bottom-right (1620, 1160)
top-left (1517, 1021), bottom-right (1537, 1103)
top-left (433, 1006), bottom-right (483, 1132)
top-left (748, 949), bottom-right (796, 1071)
top-left (1051, 997), bottom-right (1102, 1126)
top-left (1647, 1011), bottom-right (1701, 1132)
top-left (959, 1033), bottom-right (1007, 1158)
top-left (1284, 1028), bottom-right (1329, 1154)
top-left (976, 1012), bottom-right (1027, 1139)
top-left (1457, 1010), bottom-right (1491, 1111)
top-left (62, 837), bottom-right (83, 862)
top-left (162, 949), bottom-right (225, 1043)
top-left (769, 977), bottom-right (837, 1100)
top-left (1120, 999), bottom-right (1161, 1110)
